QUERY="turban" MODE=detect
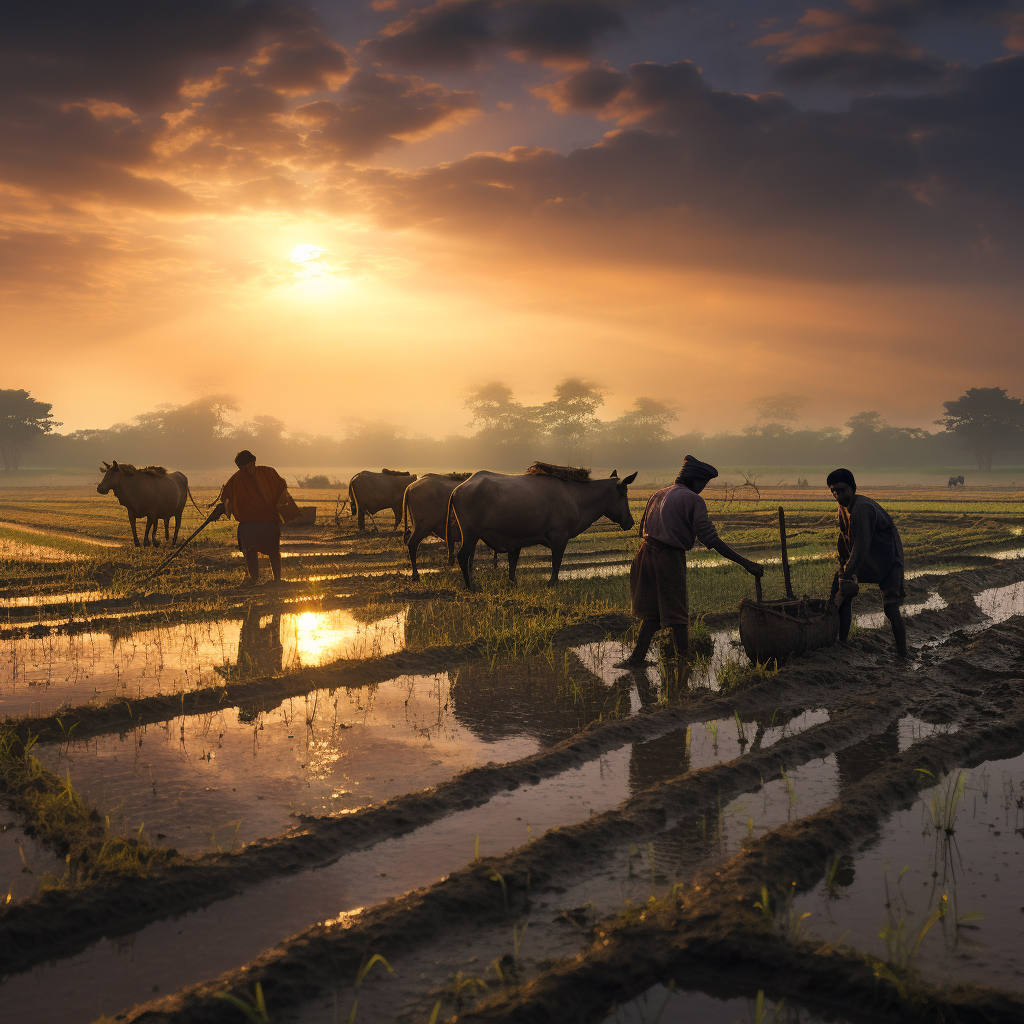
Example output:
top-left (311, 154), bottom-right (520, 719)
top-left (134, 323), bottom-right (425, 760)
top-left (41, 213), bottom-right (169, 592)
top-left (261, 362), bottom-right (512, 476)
top-left (826, 468), bottom-right (856, 489)
top-left (675, 455), bottom-right (719, 486)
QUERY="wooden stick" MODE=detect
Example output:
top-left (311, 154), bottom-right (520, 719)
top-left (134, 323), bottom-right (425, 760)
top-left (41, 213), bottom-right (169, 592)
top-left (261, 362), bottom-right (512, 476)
top-left (754, 575), bottom-right (763, 605)
top-left (779, 505), bottom-right (794, 599)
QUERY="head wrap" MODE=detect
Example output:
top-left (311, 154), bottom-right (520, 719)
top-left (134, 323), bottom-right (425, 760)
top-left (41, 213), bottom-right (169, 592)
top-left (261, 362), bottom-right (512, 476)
top-left (675, 455), bottom-right (719, 486)
top-left (826, 468), bottom-right (856, 489)
top-left (234, 449), bottom-right (257, 468)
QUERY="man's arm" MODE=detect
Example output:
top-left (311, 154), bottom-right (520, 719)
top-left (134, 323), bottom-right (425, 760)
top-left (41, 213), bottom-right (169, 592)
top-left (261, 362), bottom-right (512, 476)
top-left (841, 503), bottom-right (874, 579)
top-left (697, 502), bottom-right (763, 577)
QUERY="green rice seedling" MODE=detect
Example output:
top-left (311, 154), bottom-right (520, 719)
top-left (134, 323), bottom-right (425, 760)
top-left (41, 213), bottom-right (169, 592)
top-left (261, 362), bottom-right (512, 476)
top-left (213, 982), bottom-right (270, 1022)
top-left (826, 853), bottom-right (843, 897)
top-left (752, 990), bottom-right (786, 1024)
top-left (734, 711), bottom-right (748, 747)
top-left (781, 770), bottom-right (797, 806)
top-left (473, 835), bottom-right (480, 863)
top-left (344, 953), bottom-right (394, 1024)
top-left (490, 870), bottom-right (509, 912)
top-left (718, 659), bottom-right (777, 691)
top-left (445, 970), bottom-right (488, 1011)
top-left (754, 886), bottom-right (773, 924)
top-left (703, 720), bottom-right (719, 753)
top-left (427, 1001), bottom-right (442, 1024)
top-left (926, 769), bottom-right (968, 834)
top-left (512, 920), bottom-right (528, 968)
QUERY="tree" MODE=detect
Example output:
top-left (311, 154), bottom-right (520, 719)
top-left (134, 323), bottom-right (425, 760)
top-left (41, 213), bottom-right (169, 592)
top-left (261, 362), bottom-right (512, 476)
top-left (609, 397), bottom-right (677, 445)
top-left (0, 389), bottom-right (60, 471)
top-left (542, 378), bottom-right (605, 463)
top-left (936, 387), bottom-right (1024, 471)
top-left (464, 382), bottom-right (545, 446)
top-left (748, 392), bottom-right (809, 432)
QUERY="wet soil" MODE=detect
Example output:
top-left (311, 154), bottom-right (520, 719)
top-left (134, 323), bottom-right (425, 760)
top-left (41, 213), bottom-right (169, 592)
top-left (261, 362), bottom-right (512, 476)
top-left (0, 820), bottom-right (65, 902)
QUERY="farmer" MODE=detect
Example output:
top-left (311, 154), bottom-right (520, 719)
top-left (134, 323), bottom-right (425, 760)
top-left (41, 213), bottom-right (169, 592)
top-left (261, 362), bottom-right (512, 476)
top-left (616, 456), bottom-right (764, 668)
top-left (827, 468), bottom-right (907, 658)
top-left (219, 450), bottom-right (291, 586)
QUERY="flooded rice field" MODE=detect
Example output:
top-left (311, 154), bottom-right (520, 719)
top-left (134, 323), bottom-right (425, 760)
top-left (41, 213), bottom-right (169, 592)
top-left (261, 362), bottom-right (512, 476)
top-left (1, 502), bottom-right (1024, 1024)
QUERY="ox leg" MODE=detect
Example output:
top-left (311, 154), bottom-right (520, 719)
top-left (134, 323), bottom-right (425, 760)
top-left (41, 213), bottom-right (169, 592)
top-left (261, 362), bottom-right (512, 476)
top-left (508, 548), bottom-right (521, 584)
top-left (147, 516), bottom-right (160, 547)
top-left (171, 513), bottom-right (182, 546)
top-left (357, 502), bottom-right (365, 531)
top-left (164, 518), bottom-right (170, 543)
top-left (457, 535), bottom-right (479, 591)
top-left (408, 527), bottom-right (428, 582)
top-left (548, 540), bottom-right (568, 586)
top-left (392, 505), bottom-right (402, 531)
top-left (129, 516), bottom-right (141, 547)
top-left (492, 547), bottom-right (498, 569)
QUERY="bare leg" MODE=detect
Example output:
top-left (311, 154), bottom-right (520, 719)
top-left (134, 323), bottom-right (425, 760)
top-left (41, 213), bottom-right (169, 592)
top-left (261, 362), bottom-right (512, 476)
top-left (268, 546), bottom-right (282, 581)
top-left (671, 623), bottom-right (688, 658)
top-left (884, 603), bottom-right (907, 658)
top-left (617, 619), bottom-right (660, 667)
top-left (838, 598), bottom-right (853, 642)
top-left (243, 549), bottom-right (259, 581)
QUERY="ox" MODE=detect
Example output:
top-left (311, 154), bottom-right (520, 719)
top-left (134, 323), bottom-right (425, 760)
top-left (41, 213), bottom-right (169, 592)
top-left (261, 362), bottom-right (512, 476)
top-left (348, 469), bottom-right (417, 531)
top-left (97, 462), bottom-right (189, 547)
top-left (402, 473), bottom-right (500, 580)
top-left (447, 469), bottom-right (637, 589)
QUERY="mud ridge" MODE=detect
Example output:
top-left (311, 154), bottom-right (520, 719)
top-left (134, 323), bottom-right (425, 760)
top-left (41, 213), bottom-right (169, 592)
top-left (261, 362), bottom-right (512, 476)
top-left (96, 701), bottom-right (907, 1023)
top-left (456, 711), bottom-right (1024, 1024)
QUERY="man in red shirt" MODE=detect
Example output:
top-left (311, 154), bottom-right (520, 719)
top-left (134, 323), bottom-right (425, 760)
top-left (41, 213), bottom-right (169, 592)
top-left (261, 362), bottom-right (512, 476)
top-left (617, 456), bottom-right (763, 668)
top-left (219, 450), bottom-right (291, 586)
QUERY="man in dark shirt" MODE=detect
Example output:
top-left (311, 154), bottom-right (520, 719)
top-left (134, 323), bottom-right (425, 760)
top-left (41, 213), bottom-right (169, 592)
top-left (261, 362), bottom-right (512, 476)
top-left (616, 456), bottom-right (763, 668)
top-left (827, 468), bottom-right (907, 658)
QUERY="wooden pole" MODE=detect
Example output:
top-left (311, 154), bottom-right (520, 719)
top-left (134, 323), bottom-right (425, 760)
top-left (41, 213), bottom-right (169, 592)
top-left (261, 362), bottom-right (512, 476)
top-left (779, 505), bottom-right (794, 599)
top-left (754, 575), bottom-right (763, 605)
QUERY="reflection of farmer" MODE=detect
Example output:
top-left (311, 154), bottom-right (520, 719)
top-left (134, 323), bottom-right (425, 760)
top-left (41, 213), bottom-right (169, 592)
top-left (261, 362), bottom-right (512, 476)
top-left (617, 456), bottom-right (764, 668)
top-left (237, 607), bottom-right (283, 677)
top-left (827, 469), bottom-right (907, 658)
top-left (220, 450), bottom-right (292, 586)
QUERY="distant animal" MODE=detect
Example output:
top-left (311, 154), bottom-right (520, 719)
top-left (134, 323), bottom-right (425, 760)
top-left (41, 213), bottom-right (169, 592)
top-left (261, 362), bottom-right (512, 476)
top-left (96, 462), bottom-right (189, 547)
top-left (958, 475), bottom-right (965, 487)
top-left (447, 466), bottom-right (638, 589)
top-left (947, 475), bottom-right (966, 488)
top-left (402, 473), bottom-right (467, 580)
top-left (348, 469), bottom-right (417, 531)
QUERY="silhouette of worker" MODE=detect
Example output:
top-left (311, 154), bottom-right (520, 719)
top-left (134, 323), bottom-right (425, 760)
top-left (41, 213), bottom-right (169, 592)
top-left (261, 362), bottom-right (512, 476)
top-left (827, 469), bottom-right (907, 658)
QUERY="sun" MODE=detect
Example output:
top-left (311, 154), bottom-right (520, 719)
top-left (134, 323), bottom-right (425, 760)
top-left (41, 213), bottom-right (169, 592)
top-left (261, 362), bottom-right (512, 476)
top-left (290, 243), bottom-right (325, 264)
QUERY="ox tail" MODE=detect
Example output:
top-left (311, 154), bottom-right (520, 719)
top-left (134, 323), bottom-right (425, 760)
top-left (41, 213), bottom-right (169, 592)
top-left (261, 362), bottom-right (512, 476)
top-left (402, 487), bottom-right (411, 543)
top-left (445, 487), bottom-right (463, 562)
top-left (348, 478), bottom-right (358, 517)
top-left (186, 486), bottom-right (206, 516)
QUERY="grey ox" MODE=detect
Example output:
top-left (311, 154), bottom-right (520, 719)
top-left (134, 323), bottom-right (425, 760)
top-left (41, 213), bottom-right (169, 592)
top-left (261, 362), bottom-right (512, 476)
top-left (348, 469), bottom-right (417, 531)
top-left (97, 462), bottom-right (189, 547)
top-left (447, 469), bottom-right (638, 589)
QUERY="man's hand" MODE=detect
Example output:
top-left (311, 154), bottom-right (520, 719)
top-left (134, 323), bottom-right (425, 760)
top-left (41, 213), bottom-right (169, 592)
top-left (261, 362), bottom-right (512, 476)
top-left (745, 559), bottom-right (764, 578)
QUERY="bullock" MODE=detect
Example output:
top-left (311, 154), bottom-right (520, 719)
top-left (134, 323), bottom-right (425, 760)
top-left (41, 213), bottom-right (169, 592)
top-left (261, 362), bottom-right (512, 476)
top-left (948, 476), bottom-right (957, 488)
top-left (97, 462), bottom-right (189, 547)
top-left (447, 466), bottom-right (638, 589)
top-left (957, 475), bottom-right (965, 487)
top-left (348, 468), bottom-right (417, 531)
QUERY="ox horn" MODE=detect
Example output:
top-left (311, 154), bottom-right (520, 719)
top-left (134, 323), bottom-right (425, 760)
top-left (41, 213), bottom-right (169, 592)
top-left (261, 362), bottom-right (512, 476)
top-left (609, 469), bottom-right (618, 478)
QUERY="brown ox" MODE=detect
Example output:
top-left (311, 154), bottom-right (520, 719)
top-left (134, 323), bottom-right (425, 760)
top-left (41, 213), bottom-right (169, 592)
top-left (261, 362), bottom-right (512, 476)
top-left (96, 461), bottom-right (189, 547)
top-left (348, 469), bottom-right (417, 531)
top-left (447, 468), bottom-right (637, 589)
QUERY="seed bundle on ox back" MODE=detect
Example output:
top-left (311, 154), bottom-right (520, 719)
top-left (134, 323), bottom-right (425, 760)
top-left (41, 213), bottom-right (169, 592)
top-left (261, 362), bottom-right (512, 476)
top-left (526, 462), bottom-right (591, 482)
top-left (380, 467), bottom-right (413, 476)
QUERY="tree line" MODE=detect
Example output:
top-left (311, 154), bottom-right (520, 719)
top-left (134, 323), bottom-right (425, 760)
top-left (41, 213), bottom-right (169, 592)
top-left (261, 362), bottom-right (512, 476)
top-left (2, 382), bottom-right (1023, 473)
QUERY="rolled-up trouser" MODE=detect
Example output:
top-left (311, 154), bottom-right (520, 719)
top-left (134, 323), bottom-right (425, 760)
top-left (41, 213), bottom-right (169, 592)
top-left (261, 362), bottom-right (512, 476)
top-left (237, 520), bottom-right (281, 555)
top-left (628, 539), bottom-right (688, 625)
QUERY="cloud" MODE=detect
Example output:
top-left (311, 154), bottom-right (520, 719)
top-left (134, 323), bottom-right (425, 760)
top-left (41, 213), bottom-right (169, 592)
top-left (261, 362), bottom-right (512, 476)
top-left (372, 56), bottom-right (1024, 280)
top-left (363, 0), bottom-right (627, 69)
top-left (754, 1), bottom-right (1015, 89)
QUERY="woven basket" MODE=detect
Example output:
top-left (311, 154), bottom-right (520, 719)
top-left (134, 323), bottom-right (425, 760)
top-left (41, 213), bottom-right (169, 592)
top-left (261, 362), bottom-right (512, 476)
top-left (738, 597), bottom-right (839, 666)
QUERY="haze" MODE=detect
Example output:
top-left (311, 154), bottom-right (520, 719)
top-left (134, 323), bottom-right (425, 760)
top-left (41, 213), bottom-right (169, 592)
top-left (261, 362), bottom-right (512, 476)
top-left (4, 0), bottom-right (1023, 438)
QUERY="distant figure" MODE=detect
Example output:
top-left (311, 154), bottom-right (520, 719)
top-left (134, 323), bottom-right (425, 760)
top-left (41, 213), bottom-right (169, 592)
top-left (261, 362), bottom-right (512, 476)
top-left (220, 450), bottom-right (292, 586)
top-left (827, 468), bottom-right (907, 658)
top-left (616, 456), bottom-right (763, 668)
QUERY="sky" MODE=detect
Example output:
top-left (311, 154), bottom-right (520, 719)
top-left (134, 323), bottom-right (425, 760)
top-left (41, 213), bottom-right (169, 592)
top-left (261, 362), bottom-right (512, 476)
top-left (3, 0), bottom-right (1023, 438)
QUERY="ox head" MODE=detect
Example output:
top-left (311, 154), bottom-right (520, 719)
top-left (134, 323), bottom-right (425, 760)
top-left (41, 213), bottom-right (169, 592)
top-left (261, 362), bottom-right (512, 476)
top-left (604, 469), bottom-right (638, 530)
top-left (97, 461), bottom-right (120, 495)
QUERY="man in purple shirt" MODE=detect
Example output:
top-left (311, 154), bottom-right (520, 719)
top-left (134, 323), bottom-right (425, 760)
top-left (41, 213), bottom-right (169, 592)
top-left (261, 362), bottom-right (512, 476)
top-left (617, 456), bottom-right (763, 668)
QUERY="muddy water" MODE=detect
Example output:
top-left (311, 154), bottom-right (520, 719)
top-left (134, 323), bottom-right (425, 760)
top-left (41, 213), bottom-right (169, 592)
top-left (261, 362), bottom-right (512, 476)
top-left (974, 580), bottom-right (1024, 623)
top-left (0, 607), bottom-right (407, 718)
top-left (0, 821), bottom-right (65, 902)
top-left (34, 673), bottom-right (538, 854)
top-left (858, 591), bottom-right (947, 630)
top-left (792, 749), bottom-right (1024, 991)
top-left (2, 711), bottom-right (837, 1022)
top-left (0, 590), bottom-right (105, 608)
top-left (604, 985), bottom-right (851, 1024)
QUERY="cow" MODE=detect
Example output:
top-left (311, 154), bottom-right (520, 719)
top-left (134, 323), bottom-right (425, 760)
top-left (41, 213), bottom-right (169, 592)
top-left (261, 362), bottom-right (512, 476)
top-left (948, 476), bottom-right (957, 488)
top-left (958, 475), bottom-right (965, 487)
top-left (97, 462), bottom-right (189, 547)
top-left (447, 468), bottom-right (638, 589)
top-left (947, 475), bottom-right (966, 488)
top-left (348, 469), bottom-right (417, 531)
